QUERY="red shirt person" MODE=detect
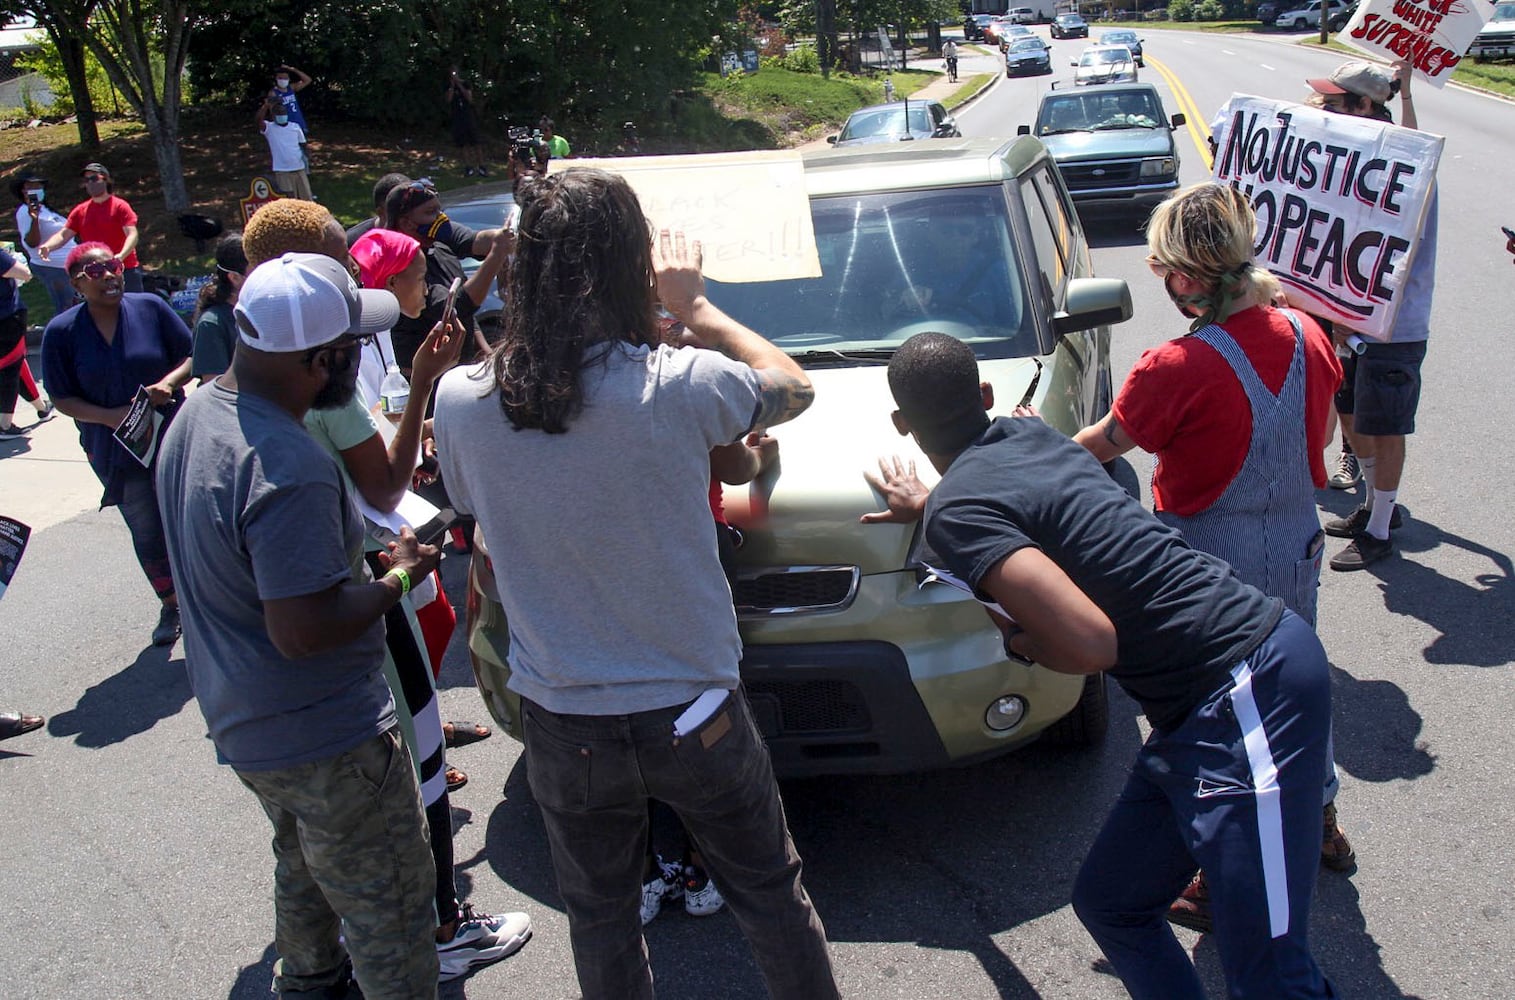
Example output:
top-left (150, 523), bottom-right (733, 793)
top-left (36, 162), bottom-right (143, 293)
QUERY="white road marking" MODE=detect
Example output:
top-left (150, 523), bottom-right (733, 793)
top-left (1261, 63), bottom-right (1276, 70)
top-left (1183, 38), bottom-right (1197, 44)
top-left (1222, 49), bottom-right (1236, 55)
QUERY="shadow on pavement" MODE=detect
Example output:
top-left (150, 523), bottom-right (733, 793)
top-left (1330, 662), bottom-right (1435, 783)
top-left (227, 943), bottom-right (277, 999)
top-left (47, 643), bottom-right (192, 748)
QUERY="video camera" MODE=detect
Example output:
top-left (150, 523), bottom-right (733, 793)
top-left (507, 125), bottom-right (548, 172)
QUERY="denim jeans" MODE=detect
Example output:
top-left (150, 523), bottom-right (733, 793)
top-left (236, 728), bottom-right (439, 999)
top-left (115, 463), bottom-right (174, 600)
top-left (32, 265), bottom-right (77, 316)
top-left (523, 690), bottom-right (838, 1000)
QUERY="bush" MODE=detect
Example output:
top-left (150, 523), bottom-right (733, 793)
top-left (1168, 0), bottom-right (1195, 18)
top-left (781, 44), bottom-right (820, 74)
top-left (1194, 0), bottom-right (1227, 18)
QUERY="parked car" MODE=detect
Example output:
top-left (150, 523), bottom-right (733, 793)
top-left (465, 137), bottom-right (1133, 777)
top-left (1257, 1), bottom-right (1280, 24)
top-left (1274, 0), bottom-right (1351, 29)
top-left (827, 100), bottom-right (960, 147)
top-left (1471, 1), bottom-right (1515, 59)
top-left (1098, 29), bottom-right (1144, 66)
top-left (1051, 13), bottom-right (1090, 38)
top-left (965, 13), bottom-right (995, 40)
top-left (1005, 35), bottom-right (1054, 75)
top-left (1071, 43), bottom-right (1138, 85)
top-left (1018, 82), bottom-right (1183, 215)
top-left (1008, 2), bottom-right (1055, 23)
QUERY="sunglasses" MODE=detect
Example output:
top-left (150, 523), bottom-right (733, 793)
top-left (75, 258), bottom-right (125, 279)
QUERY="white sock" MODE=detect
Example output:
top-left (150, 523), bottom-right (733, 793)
top-left (1367, 490), bottom-right (1397, 540)
top-left (1358, 456), bottom-right (1377, 510)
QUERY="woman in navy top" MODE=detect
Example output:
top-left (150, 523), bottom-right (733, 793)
top-left (41, 242), bottom-right (193, 646)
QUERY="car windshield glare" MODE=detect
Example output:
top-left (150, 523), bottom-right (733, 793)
top-left (704, 187), bottom-right (1034, 360)
top-left (1083, 48), bottom-right (1130, 65)
top-left (1040, 91), bottom-right (1161, 132)
top-left (1010, 38), bottom-right (1045, 51)
top-left (843, 106), bottom-right (932, 139)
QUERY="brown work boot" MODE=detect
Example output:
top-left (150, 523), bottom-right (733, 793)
top-left (1165, 871), bottom-right (1212, 934)
top-left (1321, 802), bottom-right (1357, 872)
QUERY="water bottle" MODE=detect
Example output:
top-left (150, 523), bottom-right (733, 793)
top-left (379, 364), bottom-right (410, 423)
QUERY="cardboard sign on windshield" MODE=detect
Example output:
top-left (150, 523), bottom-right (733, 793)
top-left (1210, 94), bottom-right (1443, 340)
top-left (1339, 0), bottom-right (1497, 87)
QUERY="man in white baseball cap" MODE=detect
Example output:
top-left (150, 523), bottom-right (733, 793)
top-left (156, 252), bottom-right (445, 999)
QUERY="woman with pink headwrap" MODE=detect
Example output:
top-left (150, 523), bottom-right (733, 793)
top-left (350, 229), bottom-right (428, 405)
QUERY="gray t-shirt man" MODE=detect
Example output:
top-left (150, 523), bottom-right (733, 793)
top-left (156, 381), bottom-right (394, 770)
top-left (434, 343), bottom-right (761, 716)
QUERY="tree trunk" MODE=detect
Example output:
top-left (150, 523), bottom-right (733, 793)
top-left (142, 109), bottom-right (190, 214)
top-left (816, 0), bottom-right (836, 76)
top-left (48, 26), bottom-right (99, 149)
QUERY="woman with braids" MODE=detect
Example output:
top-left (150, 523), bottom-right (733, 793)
top-left (1072, 181), bottom-right (1352, 931)
top-left (188, 232), bottom-right (248, 382)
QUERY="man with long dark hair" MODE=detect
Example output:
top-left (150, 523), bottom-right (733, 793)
top-left (434, 168), bottom-right (837, 1000)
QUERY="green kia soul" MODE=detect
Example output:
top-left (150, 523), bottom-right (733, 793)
top-left (467, 137), bottom-right (1133, 777)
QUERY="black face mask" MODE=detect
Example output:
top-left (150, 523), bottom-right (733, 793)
top-left (309, 345), bottom-right (361, 411)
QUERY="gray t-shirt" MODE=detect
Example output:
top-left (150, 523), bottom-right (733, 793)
top-left (434, 343), bottom-right (762, 715)
top-left (155, 382), bottom-right (394, 771)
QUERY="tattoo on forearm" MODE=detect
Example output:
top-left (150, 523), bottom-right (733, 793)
top-left (1102, 419), bottom-right (1121, 448)
top-left (751, 371), bottom-right (815, 430)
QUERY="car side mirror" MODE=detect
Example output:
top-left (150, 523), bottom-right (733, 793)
top-left (1170, 112), bottom-right (1186, 127)
top-left (827, 135), bottom-right (838, 145)
top-left (1052, 278), bottom-right (1133, 336)
top-left (1070, 58), bottom-right (1079, 66)
top-left (939, 116), bottom-right (956, 132)
top-left (1017, 124), bottom-right (1031, 135)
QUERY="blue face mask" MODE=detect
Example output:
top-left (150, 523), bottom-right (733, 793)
top-left (275, 115), bottom-right (289, 126)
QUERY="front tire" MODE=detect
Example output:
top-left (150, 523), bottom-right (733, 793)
top-left (1042, 672), bottom-right (1109, 747)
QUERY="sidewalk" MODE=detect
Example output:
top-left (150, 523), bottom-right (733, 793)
top-left (0, 343), bottom-right (102, 534)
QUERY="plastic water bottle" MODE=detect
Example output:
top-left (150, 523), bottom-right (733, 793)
top-left (379, 364), bottom-right (410, 422)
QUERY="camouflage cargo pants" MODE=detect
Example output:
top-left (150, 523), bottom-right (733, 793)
top-left (235, 727), bottom-right (439, 999)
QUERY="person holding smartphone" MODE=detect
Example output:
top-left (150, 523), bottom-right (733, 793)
top-left (12, 171), bottom-right (77, 318)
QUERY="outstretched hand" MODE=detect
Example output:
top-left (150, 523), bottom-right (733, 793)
top-left (861, 455), bottom-right (930, 524)
top-left (652, 228), bottom-right (705, 321)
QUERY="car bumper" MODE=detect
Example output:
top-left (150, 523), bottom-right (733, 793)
top-left (1007, 60), bottom-right (1051, 74)
top-left (466, 563), bottom-right (1086, 778)
top-left (1470, 39), bottom-right (1515, 57)
top-left (1065, 178), bottom-right (1179, 207)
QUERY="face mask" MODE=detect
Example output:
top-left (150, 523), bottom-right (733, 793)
top-left (276, 78), bottom-right (290, 89)
top-left (275, 114), bottom-right (289, 126)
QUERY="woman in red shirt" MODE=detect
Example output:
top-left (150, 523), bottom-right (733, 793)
top-left (1074, 182), bottom-right (1352, 927)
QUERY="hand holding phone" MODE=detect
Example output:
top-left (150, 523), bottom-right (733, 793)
top-left (440, 276), bottom-right (463, 331)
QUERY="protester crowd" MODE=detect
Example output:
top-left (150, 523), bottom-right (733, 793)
top-left (0, 51), bottom-right (1469, 1000)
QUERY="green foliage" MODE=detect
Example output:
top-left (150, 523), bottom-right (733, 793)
top-left (1168, 0), bottom-right (1196, 19)
top-left (701, 66), bottom-right (876, 131)
top-left (781, 44), bottom-right (821, 73)
top-left (15, 31), bottom-right (133, 116)
top-left (1194, 0), bottom-right (1228, 19)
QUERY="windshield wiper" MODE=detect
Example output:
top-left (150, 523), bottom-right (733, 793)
top-left (792, 348), bottom-right (896, 366)
top-left (1093, 121), bottom-right (1157, 130)
top-left (1039, 127), bottom-right (1093, 135)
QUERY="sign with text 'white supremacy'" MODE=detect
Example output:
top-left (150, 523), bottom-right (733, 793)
top-left (551, 150), bottom-right (821, 283)
top-left (1211, 95), bottom-right (1443, 340)
top-left (1340, 0), bottom-right (1496, 88)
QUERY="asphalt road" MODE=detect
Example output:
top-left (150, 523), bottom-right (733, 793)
top-left (2, 32), bottom-right (1512, 1000)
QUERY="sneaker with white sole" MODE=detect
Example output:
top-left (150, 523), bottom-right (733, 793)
top-left (640, 857), bottom-right (684, 925)
top-left (33, 397), bottom-right (55, 423)
top-left (682, 865), bottom-right (725, 917)
top-left (0, 424), bottom-right (26, 440)
top-left (436, 905), bottom-right (532, 982)
top-left (1328, 449), bottom-right (1360, 489)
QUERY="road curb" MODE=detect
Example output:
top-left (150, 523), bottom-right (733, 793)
top-left (946, 71), bottom-right (1004, 113)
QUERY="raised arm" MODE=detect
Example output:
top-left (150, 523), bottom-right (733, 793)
top-left (1072, 411), bottom-right (1137, 464)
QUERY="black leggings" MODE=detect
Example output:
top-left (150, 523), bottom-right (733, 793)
top-left (0, 312), bottom-right (28, 415)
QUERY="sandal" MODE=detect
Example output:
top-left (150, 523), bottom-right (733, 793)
top-left (0, 711), bottom-right (45, 742)
top-left (445, 766), bottom-right (468, 792)
top-left (444, 720), bottom-right (492, 748)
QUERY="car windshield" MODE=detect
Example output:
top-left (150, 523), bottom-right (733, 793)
top-left (1060, 15), bottom-right (1084, 23)
top-left (1081, 48), bottom-right (1131, 66)
top-left (703, 186), bottom-right (1035, 360)
top-left (1009, 37), bottom-right (1045, 52)
top-left (441, 196), bottom-right (515, 234)
top-left (1104, 32), bottom-right (1137, 43)
top-left (840, 106), bottom-right (933, 140)
top-left (1038, 90), bottom-right (1162, 133)
top-left (1494, 2), bottom-right (1515, 16)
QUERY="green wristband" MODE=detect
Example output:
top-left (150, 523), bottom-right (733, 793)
top-left (385, 566), bottom-right (411, 597)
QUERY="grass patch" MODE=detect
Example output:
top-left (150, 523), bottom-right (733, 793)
top-left (693, 67), bottom-right (934, 146)
top-left (1134, 20), bottom-right (1262, 32)
top-left (945, 74), bottom-right (995, 109)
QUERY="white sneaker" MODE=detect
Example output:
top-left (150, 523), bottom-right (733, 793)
top-left (640, 858), bottom-right (684, 925)
top-left (682, 866), bottom-right (725, 918)
top-left (436, 905), bottom-right (532, 982)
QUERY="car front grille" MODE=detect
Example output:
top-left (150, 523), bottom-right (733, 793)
top-left (1061, 159), bottom-right (1142, 189)
top-left (745, 679), bottom-right (872, 734)
top-left (733, 566), bottom-right (860, 617)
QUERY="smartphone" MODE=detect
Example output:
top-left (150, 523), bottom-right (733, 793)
top-left (413, 507), bottom-right (458, 546)
top-left (439, 276), bottom-right (463, 330)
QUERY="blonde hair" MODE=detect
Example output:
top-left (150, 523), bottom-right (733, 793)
top-left (243, 199), bottom-right (344, 267)
top-left (1147, 182), bottom-right (1280, 311)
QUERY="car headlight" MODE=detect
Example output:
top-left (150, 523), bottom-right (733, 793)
top-left (1140, 157), bottom-right (1176, 178)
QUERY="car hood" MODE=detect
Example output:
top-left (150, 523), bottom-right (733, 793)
top-left (834, 132), bottom-right (933, 147)
top-left (1040, 129), bottom-right (1172, 160)
top-left (1007, 49), bottom-right (1050, 60)
top-left (723, 357), bottom-right (1043, 575)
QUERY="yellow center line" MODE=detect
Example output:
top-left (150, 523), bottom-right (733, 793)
top-left (1146, 54), bottom-right (1214, 171)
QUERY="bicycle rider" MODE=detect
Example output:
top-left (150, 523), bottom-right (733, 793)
top-left (943, 39), bottom-right (959, 82)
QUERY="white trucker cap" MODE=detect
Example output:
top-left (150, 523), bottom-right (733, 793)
top-left (234, 252), bottom-right (400, 353)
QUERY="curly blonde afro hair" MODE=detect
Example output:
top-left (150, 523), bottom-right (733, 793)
top-left (242, 198), bottom-right (347, 268)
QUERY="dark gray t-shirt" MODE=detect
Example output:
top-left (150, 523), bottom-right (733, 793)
top-left (927, 416), bottom-right (1282, 732)
top-left (156, 382), bottom-right (394, 770)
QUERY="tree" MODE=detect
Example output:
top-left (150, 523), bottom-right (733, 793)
top-left (1, 0), bottom-right (100, 149)
top-left (39, 0), bottom-right (197, 212)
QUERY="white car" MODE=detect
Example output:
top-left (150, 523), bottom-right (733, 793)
top-left (1274, 0), bottom-right (1348, 29)
top-left (1071, 44), bottom-right (1138, 86)
top-left (1470, 1), bottom-right (1515, 59)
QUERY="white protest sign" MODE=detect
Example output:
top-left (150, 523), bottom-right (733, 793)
top-left (549, 150), bottom-right (821, 283)
top-left (1340, 0), bottom-right (1496, 87)
top-left (1211, 94), bottom-right (1443, 340)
